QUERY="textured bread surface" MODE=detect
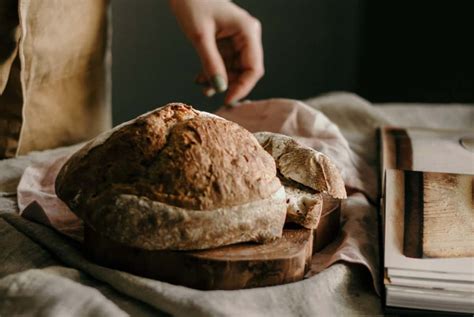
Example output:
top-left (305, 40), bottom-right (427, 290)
top-left (87, 187), bottom-right (286, 250)
top-left (55, 103), bottom-right (285, 250)
top-left (254, 132), bottom-right (347, 199)
top-left (280, 177), bottom-right (323, 229)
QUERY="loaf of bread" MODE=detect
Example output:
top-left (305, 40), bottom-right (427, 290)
top-left (254, 132), bottom-right (346, 229)
top-left (55, 104), bottom-right (287, 250)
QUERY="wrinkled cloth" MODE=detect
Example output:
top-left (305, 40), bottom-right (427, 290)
top-left (0, 0), bottom-right (111, 158)
top-left (216, 99), bottom-right (378, 201)
top-left (17, 154), bottom-right (82, 241)
top-left (1, 92), bottom-right (472, 316)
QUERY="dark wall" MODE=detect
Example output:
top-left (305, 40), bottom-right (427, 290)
top-left (111, 0), bottom-right (363, 124)
top-left (358, 1), bottom-right (474, 103)
top-left (235, 0), bottom-right (364, 102)
top-left (112, 1), bottom-right (473, 124)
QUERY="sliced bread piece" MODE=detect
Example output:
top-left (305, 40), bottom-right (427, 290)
top-left (255, 132), bottom-right (347, 199)
top-left (280, 177), bottom-right (323, 229)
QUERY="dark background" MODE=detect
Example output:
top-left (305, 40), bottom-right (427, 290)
top-left (112, 0), bottom-right (474, 124)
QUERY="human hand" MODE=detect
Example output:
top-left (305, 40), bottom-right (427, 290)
top-left (169, 0), bottom-right (264, 105)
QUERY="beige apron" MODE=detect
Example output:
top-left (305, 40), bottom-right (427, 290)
top-left (0, 0), bottom-right (111, 159)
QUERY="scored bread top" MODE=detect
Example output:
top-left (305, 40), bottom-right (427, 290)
top-left (55, 103), bottom-right (282, 216)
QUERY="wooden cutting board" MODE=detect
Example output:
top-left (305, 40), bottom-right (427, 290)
top-left (84, 199), bottom-right (340, 290)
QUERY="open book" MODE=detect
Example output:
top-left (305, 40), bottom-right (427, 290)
top-left (380, 127), bottom-right (474, 314)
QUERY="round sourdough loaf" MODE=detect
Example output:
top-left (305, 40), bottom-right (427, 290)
top-left (55, 103), bottom-right (286, 250)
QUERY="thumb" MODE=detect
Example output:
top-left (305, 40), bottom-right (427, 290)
top-left (192, 32), bottom-right (228, 93)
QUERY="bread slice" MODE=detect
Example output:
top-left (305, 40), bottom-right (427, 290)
top-left (280, 177), bottom-right (323, 229)
top-left (254, 132), bottom-right (345, 229)
top-left (254, 132), bottom-right (347, 199)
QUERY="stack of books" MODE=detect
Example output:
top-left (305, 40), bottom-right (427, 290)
top-left (380, 127), bottom-right (474, 314)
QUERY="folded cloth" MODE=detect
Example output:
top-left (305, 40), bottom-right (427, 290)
top-left (17, 155), bottom-right (82, 241)
top-left (14, 96), bottom-right (382, 316)
top-left (216, 99), bottom-right (378, 200)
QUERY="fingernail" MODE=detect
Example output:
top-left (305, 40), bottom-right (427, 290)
top-left (211, 74), bottom-right (227, 93)
top-left (203, 87), bottom-right (216, 97)
top-left (225, 100), bottom-right (239, 107)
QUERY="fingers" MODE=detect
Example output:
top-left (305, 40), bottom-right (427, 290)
top-left (191, 29), bottom-right (228, 93)
top-left (192, 16), bottom-right (264, 105)
top-left (195, 70), bottom-right (238, 86)
top-left (225, 69), bottom-right (261, 104)
top-left (225, 18), bottom-right (264, 104)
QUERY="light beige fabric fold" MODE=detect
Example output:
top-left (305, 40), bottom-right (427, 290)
top-left (0, 0), bottom-right (20, 94)
top-left (0, 0), bottom-right (112, 159)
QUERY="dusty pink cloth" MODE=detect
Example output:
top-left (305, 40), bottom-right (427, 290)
top-left (17, 99), bottom-right (380, 294)
top-left (216, 99), bottom-right (377, 200)
top-left (17, 155), bottom-right (83, 241)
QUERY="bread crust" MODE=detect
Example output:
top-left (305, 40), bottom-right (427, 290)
top-left (85, 187), bottom-right (286, 250)
top-left (147, 116), bottom-right (281, 209)
top-left (55, 104), bottom-right (286, 250)
top-left (254, 132), bottom-right (347, 199)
